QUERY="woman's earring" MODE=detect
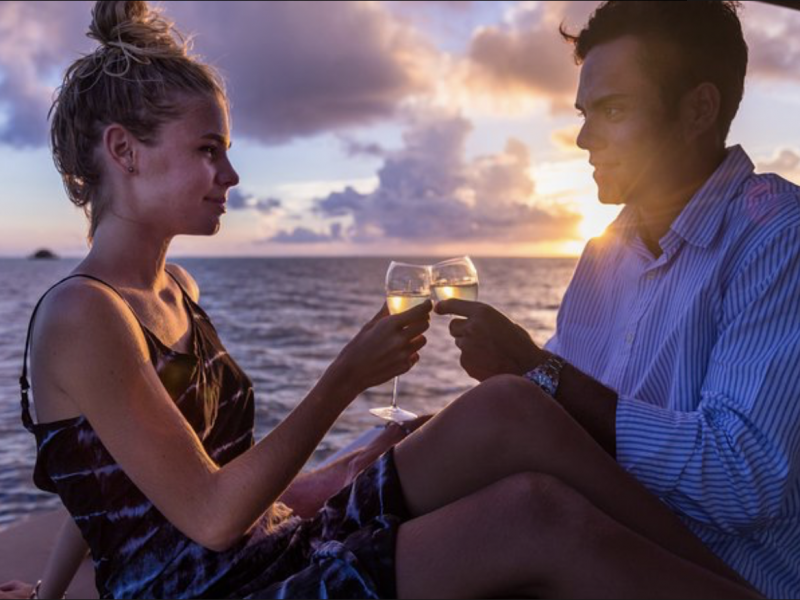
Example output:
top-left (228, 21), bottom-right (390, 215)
top-left (127, 166), bottom-right (135, 173)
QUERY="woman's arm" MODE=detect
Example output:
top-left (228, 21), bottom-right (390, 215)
top-left (38, 517), bottom-right (88, 599)
top-left (280, 416), bottom-right (432, 518)
top-left (34, 281), bottom-right (431, 552)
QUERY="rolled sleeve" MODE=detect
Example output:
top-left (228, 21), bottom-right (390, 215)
top-left (616, 396), bottom-right (702, 495)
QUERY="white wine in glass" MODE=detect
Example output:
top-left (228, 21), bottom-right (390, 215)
top-left (431, 256), bottom-right (479, 304)
top-left (369, 262), bottom-right (431, 423)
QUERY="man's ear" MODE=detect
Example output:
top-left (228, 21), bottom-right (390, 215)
top-left (680, 82), bottom-right (722, 143)
top-left (102, 124), bottom-right (138, 175)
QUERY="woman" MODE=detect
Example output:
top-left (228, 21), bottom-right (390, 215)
top-left (17, 1), bottom-right (762, 598)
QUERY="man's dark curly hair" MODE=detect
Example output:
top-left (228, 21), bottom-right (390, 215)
top-left (560, 1), bottom-right (748, 142)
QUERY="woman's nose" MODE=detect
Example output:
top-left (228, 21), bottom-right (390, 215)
top-left (219, 157), bottom-right (240, 189)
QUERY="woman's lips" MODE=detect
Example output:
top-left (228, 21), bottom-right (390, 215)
top-left (204, 197), bottom-right (227, 213)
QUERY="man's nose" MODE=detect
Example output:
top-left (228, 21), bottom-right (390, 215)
top-left (576, 119), bottom-right (604, 153)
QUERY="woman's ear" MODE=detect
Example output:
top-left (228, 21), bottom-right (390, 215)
top-left (102, 124), bottom-right (138, 175)
top-left (680, 82), bottom-right (722, 144)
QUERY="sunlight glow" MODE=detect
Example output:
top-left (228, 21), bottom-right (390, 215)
top-left (577, 202), bottom-right (622, 241)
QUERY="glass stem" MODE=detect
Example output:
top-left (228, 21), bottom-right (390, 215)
top-left (391, 376), bottom-right (399, 409)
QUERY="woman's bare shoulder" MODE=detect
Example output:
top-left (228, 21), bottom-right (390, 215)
top-left (32, 279), bottom-right (150, 374)
top-left (30, 278), bottom-right (151, 420)
top-left (165, 263), bottom-right (200, 303)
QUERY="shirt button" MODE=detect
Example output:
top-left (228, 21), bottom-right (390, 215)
top-left (626, 333), bottom-right (635, 344)
top-left (646, 272), bottom-right (657, 281)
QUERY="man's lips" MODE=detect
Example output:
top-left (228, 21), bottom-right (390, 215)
top-left (591, 162), bottom-right (619, 181)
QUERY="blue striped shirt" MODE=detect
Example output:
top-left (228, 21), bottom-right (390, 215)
top-left (546, 146), bottom-right (800, 598)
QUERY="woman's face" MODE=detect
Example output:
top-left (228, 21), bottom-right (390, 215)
top-left (131, 93), bottom-right (240, 237)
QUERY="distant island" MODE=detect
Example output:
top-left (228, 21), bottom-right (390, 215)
top-left (29, 249), bottom-right (59, 260)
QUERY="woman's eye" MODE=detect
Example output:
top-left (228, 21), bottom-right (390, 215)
top-left (201, 146), bottom-right (218, 157)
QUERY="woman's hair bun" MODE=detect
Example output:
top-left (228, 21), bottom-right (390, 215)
top-left (87, 1), bottom-right (185, 58)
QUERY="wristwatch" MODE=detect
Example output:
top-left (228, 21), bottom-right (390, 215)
top-left (523, 355), bottom-right (567, 398)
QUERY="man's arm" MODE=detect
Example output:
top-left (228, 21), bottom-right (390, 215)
top-left (440, 224), bottom-right (800, 533)
top-left (436, 300), bottom-right (619, 455)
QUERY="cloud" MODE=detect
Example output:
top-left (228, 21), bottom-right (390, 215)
top-left (465, 1), bottom-right (597, 109)
top-left (168, 1), bottom-right (434, 145)
top-left (550, 123), bottom-right (583, 155)
top-left (757, 148), bottom-right (800, 183)
top-left (268, 224), bottom-right (342, 244)
top-left (227, 188), bottom-right (282, 214)
top-left (0, 0), bottom-right (93, 147)
top-left (312, 111), bottom-right (582, 244)
top-left (742, 2), bottom-right (800, 83)
top-left (338, 136), bottom-right (387, 159)
top-left (0, 1), bottom-right (434, 147)
top-left (463, 1), bottom-right (800, 107)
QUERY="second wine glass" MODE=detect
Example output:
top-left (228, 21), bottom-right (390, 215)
top-left (369, 261), bottom-right (430, 423)
top-left (430, 256), bottom-right (479, 304)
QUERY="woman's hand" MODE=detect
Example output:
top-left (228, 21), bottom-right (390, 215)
top-left (330, 301), bottom-right (433, 397)
top-left (345, 415), bottom-right (433, 484)
top-left (0, 581), bottom-right (34, 600)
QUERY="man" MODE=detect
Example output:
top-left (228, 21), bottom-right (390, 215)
top-left (438, 1), bottom-right (800, 597)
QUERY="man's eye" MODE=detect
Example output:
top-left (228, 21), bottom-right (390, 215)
top-left (605, 107), bottom-right (624, 120)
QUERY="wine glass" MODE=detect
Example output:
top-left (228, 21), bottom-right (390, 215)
top-left (369, 261), bottom-right (430, 423)
top-left (430, 256), bottom-right (479, 304)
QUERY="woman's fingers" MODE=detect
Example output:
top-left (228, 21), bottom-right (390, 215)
top-left (369, 302), bottom-right (390, 324)
top-left (389, 300), bottom-right (433, 328)
top-left (402, 319), bottom-right (431, 340)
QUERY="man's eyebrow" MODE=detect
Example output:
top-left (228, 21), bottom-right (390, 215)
top-left (575, 93), bottom-right (631, 113)
top-left (201, 133), bottom-right (232, 149)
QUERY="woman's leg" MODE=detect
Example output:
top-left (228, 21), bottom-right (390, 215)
top-left (395, 472), bottom-right (760, 599)
top-left (393, 375), bottom-right (747, 585)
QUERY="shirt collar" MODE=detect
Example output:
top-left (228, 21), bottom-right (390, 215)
top-left (608, 145), bottom-right (754, 250)
top-left (669, 145), bottom-right (754, 249)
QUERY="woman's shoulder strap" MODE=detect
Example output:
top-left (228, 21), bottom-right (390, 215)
top-left (20, 274), bottom-right (130, 432)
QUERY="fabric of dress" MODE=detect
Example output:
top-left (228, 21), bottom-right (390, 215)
top-left (22, 273), bottom-right (409, 599)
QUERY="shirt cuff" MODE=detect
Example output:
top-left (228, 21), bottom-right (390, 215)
top-left (616, 396), bottom-right (703, 496)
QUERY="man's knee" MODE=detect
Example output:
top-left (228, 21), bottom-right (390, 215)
top-left (492, 472), bottom-right (591, 538)
top-left (454, 374), bottom-right (560, 438)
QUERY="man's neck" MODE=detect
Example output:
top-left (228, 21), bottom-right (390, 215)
top-left (635, 148), bottom-right (727, 258)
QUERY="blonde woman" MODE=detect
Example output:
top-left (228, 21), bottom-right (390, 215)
top-left (18, 1), bottom-right (763, 598)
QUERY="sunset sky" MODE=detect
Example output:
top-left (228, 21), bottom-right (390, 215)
top-left (1, 1), bottom-right (799, 258)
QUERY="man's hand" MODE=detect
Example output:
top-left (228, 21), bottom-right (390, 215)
top-left (435, 299), bottom-right (544, 381)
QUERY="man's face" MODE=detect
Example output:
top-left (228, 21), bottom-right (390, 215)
top-left (575, 36), bottom-right (683, 207)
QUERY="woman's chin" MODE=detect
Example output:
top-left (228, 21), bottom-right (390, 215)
top-left (182, 219), bottom-right (222, 237)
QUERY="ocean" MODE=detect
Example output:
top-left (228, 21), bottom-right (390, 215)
top-left (0, 256), bottom-right (577, 530)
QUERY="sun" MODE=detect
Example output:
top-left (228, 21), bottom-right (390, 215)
top-left (576, 200), bottom-right (622, 242)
